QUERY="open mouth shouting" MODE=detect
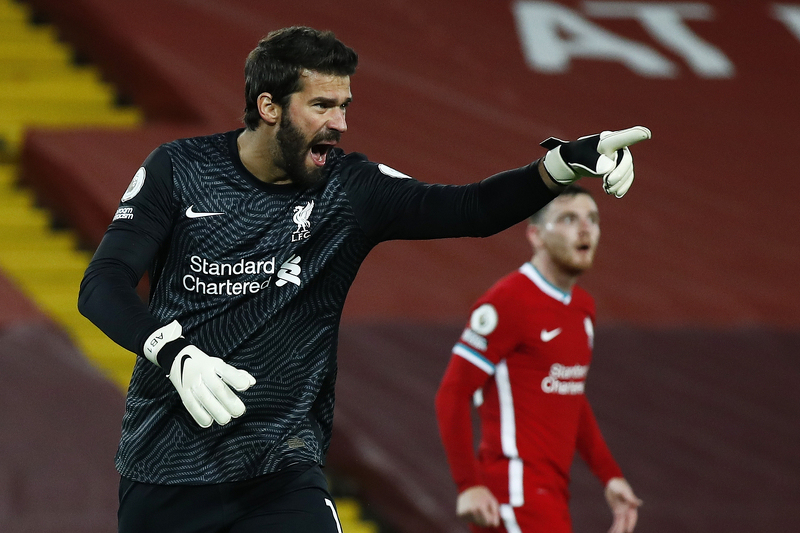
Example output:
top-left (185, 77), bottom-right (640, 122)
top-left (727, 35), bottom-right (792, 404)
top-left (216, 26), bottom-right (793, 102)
top-left (308, 128), bottom-right (341, 168)
top-left (310, 141), bottom-right (335, 167)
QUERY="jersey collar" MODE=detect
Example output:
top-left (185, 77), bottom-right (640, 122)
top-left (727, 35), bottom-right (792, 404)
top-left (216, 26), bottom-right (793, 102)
top-left (519, 262), bottom-right (572, 304)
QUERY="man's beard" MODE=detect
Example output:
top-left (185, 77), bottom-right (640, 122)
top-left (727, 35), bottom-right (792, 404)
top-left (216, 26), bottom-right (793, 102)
top-left (553, 248), bottom-right (594, 277)
top-left (275, 110), bottom-right (340, 189)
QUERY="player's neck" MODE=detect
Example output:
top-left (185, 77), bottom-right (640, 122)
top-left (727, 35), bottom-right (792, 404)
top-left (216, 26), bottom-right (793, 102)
top-left (237, 128), bottom-right (290, 184)
top-left (530, 256), bottom-right (579, 293)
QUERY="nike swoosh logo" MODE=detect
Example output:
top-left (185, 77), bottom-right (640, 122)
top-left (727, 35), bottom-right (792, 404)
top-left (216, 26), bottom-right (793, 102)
top-left (540, 328), bottom-right (562, 342)
top-left (179, 354), bottom-right (191, 385)
top-left (185, 205), bottom-right (224, 218)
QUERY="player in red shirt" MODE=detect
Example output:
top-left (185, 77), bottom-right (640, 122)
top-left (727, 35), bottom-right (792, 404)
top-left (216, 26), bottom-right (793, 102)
top-left (436, 185), bottom-right (641, 533)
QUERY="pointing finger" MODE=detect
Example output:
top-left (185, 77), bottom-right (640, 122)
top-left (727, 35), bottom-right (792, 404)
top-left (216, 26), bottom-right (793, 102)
top-left (597, 126), bottom-right (651, 155)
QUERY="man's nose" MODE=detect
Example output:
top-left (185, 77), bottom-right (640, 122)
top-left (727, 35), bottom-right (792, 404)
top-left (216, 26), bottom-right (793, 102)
top-left (328, 108), bottom-right (347, 133)
top-left (578, 217), bottom-right (596, 232)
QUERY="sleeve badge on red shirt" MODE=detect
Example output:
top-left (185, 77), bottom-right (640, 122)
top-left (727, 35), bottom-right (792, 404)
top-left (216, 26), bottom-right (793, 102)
top-left (470, 304), bottom-right (498, 336)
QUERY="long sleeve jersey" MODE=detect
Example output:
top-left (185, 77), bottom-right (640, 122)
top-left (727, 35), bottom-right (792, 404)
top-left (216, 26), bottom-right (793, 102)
top-left (78, 129), bottom-right (557, 485)
top-left (435, 263), bottom-right (623, 505)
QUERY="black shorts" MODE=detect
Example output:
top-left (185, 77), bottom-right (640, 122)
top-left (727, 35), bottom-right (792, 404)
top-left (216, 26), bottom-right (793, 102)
top-left (118, 463), bottom-right (343, 533)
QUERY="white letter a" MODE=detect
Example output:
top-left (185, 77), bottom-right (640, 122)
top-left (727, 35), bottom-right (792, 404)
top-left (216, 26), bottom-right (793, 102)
top-left (512, 1), bottom-right (676, 77)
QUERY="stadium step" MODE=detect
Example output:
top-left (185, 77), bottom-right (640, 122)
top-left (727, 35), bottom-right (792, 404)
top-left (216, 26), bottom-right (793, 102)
top-left (0, 163), bottom-right (135, 380)
top-left (0, 1), bottom-right (384, 531)
top-left (0, 0), bottom-right (142, 387)
top-left (0, 0), bottom-right (141, 160)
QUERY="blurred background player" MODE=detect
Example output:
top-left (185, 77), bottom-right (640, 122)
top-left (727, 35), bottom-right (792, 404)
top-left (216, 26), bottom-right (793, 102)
top-left (436, 185), bottom-right (642, 533)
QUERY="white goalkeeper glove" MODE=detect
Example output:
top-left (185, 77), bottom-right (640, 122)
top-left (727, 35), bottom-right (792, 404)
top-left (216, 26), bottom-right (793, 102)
top-left (540, 126), bottom-right (651, 198)
top-left (144, 320), bottom-right (256, 428)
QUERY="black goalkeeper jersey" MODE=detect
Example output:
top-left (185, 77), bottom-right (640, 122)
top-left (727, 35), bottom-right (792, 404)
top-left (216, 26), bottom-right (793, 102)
top-left (78, 129), bottom-right (556, 484)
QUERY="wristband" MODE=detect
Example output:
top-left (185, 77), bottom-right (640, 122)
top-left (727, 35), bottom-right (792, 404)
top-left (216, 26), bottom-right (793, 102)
top-left (143, 320), bottom-right (188, 369)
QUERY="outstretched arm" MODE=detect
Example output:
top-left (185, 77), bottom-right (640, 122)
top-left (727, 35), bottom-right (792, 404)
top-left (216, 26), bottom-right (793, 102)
top-left (343, 125), bottom-right (650, 242)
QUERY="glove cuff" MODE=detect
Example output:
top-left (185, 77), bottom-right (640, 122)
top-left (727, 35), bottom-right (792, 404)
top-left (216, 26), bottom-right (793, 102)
top-left (143, 320), bottom-right (186, 368)
top-left (159, 338), bottom-right (191, 374)
top-left (543, 146), bottom-right (578, 185)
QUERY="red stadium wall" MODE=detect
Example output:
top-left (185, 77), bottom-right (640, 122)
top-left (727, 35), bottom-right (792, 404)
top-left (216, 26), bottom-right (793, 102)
top-left (0, 277), bottom-right (124, 533)
top-left (20, 0), bottom-right (800, 327)
top-left (10, 1), bottom-right (800, 532)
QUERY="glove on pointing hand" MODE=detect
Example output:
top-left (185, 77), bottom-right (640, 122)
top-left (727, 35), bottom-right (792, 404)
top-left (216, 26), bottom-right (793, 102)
top-left (541, 126), bottom-right (651, 198)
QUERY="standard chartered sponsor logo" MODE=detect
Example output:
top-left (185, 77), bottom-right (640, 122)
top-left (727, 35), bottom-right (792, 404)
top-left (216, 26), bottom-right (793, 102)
top-left (275, 255), bottom-right (302, 287)
top-left (190, 255), bottom-right (276, 276)
top-left (182, 255), bottom-right (304, 295)
top-left (182, 255), bottom-right (279, 295)
top-left (541, 363), bottom-right (588, 395)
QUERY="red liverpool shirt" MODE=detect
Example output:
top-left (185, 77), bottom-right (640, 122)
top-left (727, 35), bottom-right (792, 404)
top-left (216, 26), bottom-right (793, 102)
top-left (436, 263), bottom-right (623, 505)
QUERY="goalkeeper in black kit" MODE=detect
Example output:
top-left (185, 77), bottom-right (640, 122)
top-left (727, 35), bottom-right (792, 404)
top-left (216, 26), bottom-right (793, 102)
top-left (78, 25), bottom-right (650, 533)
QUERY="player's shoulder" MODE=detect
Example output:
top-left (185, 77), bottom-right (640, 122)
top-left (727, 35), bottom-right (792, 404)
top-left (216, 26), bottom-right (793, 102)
top-left (161, 129), bottom-right (232, 156)
top-left (329, 149), bottom-right (415, 183)
top-left (477, 268), bottom-right (531, 306)
top-left (571, 284), bottom-right (596, 312)
top-left (498, 267), bottom-right (537, 291)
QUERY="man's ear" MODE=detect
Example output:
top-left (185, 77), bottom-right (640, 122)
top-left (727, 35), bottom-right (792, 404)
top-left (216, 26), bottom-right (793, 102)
top-left (526, 223), bottom-right (542, 250)
top-left (257, 92), bottom-right (280, 125)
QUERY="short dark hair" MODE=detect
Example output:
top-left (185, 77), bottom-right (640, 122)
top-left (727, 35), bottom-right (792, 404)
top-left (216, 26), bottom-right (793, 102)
top-left (528, 184), bottom-right (593, 225)
top-left (243, 26), bottom-right (359, 130)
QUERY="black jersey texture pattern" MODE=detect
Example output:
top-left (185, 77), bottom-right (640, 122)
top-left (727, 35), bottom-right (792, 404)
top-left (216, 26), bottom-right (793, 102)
top-left (117, 132), bottom-right (376, 484)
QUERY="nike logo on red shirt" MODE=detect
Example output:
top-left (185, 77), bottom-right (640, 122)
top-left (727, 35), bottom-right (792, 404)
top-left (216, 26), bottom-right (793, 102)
top-left (540, 328), bottom-right (562, 342)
